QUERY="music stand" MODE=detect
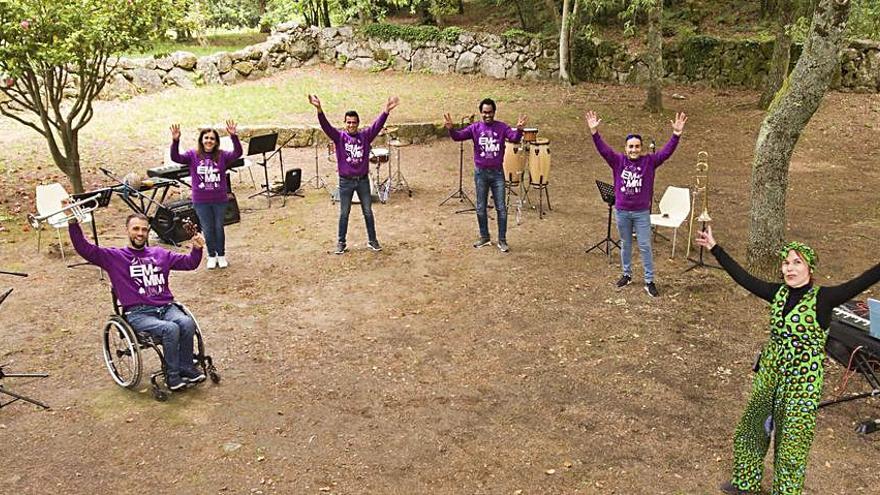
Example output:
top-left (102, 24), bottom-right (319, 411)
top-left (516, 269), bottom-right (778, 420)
top-left (0, 271), bottom-right (49, 409)
top-left (246, 133), bottom-right (280, 207)
top-left (585, 180), bottom-right (620, 262)
top-left (683, 221), bottom-right (721, 272)
top-left (307, 142), bottom-right (328, 190)
top-left (440, 118), bottom-right (475, 213)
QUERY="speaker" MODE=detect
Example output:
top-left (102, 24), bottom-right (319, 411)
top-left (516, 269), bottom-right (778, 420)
top-left (151, 199), bottom-right (199, 245)
top-left (224, 192), bottom-right (240, 226)
top-left (283, 168), bottom-right (302, 194)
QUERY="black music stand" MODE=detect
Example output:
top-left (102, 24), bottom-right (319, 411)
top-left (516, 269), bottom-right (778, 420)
top-left (0, 271), bottom-right (49, 409)
top-left (683, 222), bottom-right (721, 272)
top-left (440, 118), bottom-right (475, 214)
top-left (585, 180), bottom-right (620, 262)
top-left (307, 142), bottom-right (328, 190)
top-left (246, 133), bottom-right (282, 207)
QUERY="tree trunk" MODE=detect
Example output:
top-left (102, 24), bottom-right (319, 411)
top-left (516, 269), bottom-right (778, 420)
top-left (559, 0), bottom-right (572, 83)
top-left (543, 0), bottom-right (561, 30)
top-left (644, 0), bottom-right (664, 113)
top-left (321, 0), bottom-right (331, 27)
top-left (746, 0), bottom-right (851, 277)
top-left (759, 0), bottom-right (794, 109)
top-left (458, 0), bottom-right (465, 14)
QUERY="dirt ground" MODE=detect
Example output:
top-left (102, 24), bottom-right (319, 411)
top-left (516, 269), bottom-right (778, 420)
top-left (1, 67), bottom-right (880, 494)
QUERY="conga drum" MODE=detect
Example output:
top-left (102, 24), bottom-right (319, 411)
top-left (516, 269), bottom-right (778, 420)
top-left (529, 139), bottom-right (551, 185)
top-left (502, 143), bottom-right (526, 184)
top-left (522, 127), bottom-right (539, 143)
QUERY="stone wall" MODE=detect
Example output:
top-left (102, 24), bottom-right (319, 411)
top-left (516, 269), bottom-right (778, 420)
top-left (101, 23), bottom-right (880, 100)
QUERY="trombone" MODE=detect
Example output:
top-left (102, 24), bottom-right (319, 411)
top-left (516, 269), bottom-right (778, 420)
top-left (27, 194), bottom-right (101, 229)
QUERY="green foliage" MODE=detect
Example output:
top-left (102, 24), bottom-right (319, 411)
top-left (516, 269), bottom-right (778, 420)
top-left (359, 23), bottom-right (462, 44)
top-left (849, 0), bottom-right (880, 39)
top-left (122, 31), bottom-right (267, 57)
top-left (205, 0), bottom-right (261, 29)
top-left (501, 28), bottom-right (538, 39)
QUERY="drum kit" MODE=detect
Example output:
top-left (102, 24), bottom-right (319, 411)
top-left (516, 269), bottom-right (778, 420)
top-left (324, 126), bottom-right (412, 205)
top-left (502, 127), bottom-right (553, 223)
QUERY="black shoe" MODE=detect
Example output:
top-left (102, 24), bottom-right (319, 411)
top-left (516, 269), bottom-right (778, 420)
top-left (473, 237), bottom-right (491, 248)
top-left (368, 240), bottom-right (382, 252)
top-left (615, 275), bottom-right (632, 288)
top-left (166, 373), bottom-right (186, 391)
top-left (334, 241), bottom-right (347, 255)
top-left (497, 240), bottom-right (509, 253)
top-left (180, 367), bottom-right (206, 384)
top-left (645, 282), bottom-right (659, 298)
top-left (719, 481), bottom-right (756, 495)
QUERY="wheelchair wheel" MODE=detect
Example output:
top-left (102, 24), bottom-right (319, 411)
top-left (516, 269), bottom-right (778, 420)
top-left (102, 316), bottom-right (142, 389)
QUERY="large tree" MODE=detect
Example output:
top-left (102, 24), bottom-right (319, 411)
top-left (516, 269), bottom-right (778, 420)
top-left (642, 0), bottom-right (663, 112)
top-left (0, 0), bottom-right (166, 193)
top-left (746, 0), bottom-right (852, 276)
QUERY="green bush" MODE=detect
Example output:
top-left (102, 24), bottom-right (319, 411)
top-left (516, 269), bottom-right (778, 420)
top-left (359, 23), bottom-right (463, 44)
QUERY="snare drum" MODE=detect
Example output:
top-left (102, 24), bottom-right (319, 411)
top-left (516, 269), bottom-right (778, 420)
top-left (502, 143), bottom-right (526, 184)
top-left (522, 127), bottom-right (539, 143)
top-left (370, 148), bottom-right (390, 164)
top-left (529, 138), bottom-right (551, 185)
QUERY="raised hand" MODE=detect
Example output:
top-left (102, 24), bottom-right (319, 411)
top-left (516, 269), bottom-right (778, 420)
top-left (191, 232), bottom-right (206, 249)
top-left (384, 95), bottom-right (400, 113)
top-left (694, 224), bottom-right (716, 250)
top-left (585, 110), bottom-right (601, 134)
top-left (516, 114), bottom-right (527, 130)
top-left (308, 94), bottom-right (322, 111)
top-left (671, 112), bottom-right (688, 135)
top-left (443, 113), bottom-right (454, 130)
top-left (170, 123), bottom-right (181, 141)
top-left (225, 119), bottom-right (237, 136)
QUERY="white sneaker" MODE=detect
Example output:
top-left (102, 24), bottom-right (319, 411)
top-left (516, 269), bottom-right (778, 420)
top-left (217, 256), bottom-right (228, 269)
top-left (206, 256), bottom-right (217, 269)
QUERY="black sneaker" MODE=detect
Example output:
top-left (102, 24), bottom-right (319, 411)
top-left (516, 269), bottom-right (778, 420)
top-left (334, 241), bottom-right (347, 255)
top-left (367, 240), bottom-right (382, 252)
top-left (645, 282), bottom-right (660, 298)
top-left (615, 275), bottom-right (632, 288)
top-left (497, 240), bottom-right (509, 253)
top-left (180, 367), bottom-right (206, 384)
top-left (473, 237), bottom-right (491, 248)
top-left (166, 373), bottom-right (186, 391)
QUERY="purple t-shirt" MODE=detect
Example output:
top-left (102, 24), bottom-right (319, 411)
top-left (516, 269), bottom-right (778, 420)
top-left (318, 111), bottom-right (388, 178)
top-left (69, 223), bottom-right (202, 311)
top-left (592, 132), bottom-right (680, 211)
top-left (170, 134), bottom-right (242, 204)
top-left (448, 121), bottom-right (522, 170)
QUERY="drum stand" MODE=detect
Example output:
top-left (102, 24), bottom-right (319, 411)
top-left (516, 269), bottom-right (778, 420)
top-left (440, 137), bottom-right (475, 213)
top-left (529, 179), bottom-right (552, 219)
top-left (585, 180), bottom-right (620, 262)
top-left (387, 140), bottom-right (412, 198)
top-left (306, 143), bottom-right (328, 190)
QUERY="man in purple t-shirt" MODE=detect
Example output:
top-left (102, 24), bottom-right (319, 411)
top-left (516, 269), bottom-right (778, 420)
top-left (68, 213), bottom-right (206, 391)
top-left (444, 98), bottom-right (526, 253)
top-left (309, 94), bottom-right (400, 255)
top-left (586, 110), bottom-right (688, 297)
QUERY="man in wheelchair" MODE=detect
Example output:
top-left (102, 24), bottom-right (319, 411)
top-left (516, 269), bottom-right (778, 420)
top-left (69, 213), bottom-right (206, 391)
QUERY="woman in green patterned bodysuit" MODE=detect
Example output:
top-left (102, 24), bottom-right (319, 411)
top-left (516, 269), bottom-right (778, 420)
top-left (695, 226), bottom-right (880, 495)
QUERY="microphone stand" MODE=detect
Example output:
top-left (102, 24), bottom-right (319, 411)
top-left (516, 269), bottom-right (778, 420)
top-left (440, 115), bottom-right (475, 213)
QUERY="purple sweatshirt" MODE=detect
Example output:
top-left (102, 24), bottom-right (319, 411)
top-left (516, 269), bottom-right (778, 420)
top-left (449, 121), bottom-right (522, 170)
top-left (170, 134), bottom-right (242, 204)
top-left (69, 223), bottom-right (202, 311)
top-left (318, 111), bottom-right (388, 178)
top-left (592, 132), bottom-right (680, 211)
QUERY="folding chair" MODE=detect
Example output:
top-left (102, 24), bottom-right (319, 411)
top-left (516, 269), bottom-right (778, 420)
top-left (650, 186), bottom-right (690, 258)
top-left (33, 183), bottom-right (92, 261)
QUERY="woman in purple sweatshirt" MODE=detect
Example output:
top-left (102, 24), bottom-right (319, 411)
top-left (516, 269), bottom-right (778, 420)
top-left (586, 110), bottom-right (687, 298)
top-left (309, 94), bottom-right (399, 255)
top-left (170, 120), bottom-right (242, 269)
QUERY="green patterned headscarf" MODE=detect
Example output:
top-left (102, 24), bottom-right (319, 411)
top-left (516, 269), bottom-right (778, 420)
top-left (779, 241), bottom-right (818, 270)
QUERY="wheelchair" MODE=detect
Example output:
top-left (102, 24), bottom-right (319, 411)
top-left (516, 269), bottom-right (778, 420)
top-left (101, 295), bottom-right (220, 401)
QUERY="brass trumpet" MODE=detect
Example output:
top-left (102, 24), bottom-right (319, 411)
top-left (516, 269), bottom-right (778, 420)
top-left (27, 194), bottom-right (100, 229)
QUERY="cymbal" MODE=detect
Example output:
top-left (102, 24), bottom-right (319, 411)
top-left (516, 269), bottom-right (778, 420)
top-left (388, 139), bottom-right (409, 147)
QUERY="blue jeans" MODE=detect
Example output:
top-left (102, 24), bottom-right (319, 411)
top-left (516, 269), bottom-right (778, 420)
top-left (474, 168), bottom-right (507, 240)
top-left (125, 303), bottom-right (196, 377)
top-left (193, 201), bottom-right (228, 256)
top-left (338, 175), bottom-right (377, 243)
top-left (614, 208), bottom-right (654, 283)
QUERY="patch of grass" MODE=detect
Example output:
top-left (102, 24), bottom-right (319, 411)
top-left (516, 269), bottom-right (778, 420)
top-left (360, 23), bottom-right (463, 45)
top-left (121, 30), bottom-right (269, 58)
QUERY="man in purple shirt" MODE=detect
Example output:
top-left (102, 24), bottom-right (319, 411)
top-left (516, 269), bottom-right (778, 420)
top-left (309, 94), bottom-right (400, 255)
top-left (444, 98), bottom-right (526, 253)
top-left (585, 110), bottom-right (688, 297)
top-left (69, 213), bottom-right (206, 390)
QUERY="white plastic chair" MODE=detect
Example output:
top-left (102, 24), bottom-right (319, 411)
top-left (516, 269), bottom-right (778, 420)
top-left (650, 186), bottom-right (690, 258)
top-left (34, 183), bottom-right (92, 261)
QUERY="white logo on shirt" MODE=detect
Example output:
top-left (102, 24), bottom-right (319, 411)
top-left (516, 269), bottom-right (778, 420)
top-left (345, 142), bottom-right (364, 163)
top-left (129, 261), bottom-right (165, 295)
top-left (478, 131), bottom-right (500, 158)
top-left (197, 159), bottom-right (221, 190)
